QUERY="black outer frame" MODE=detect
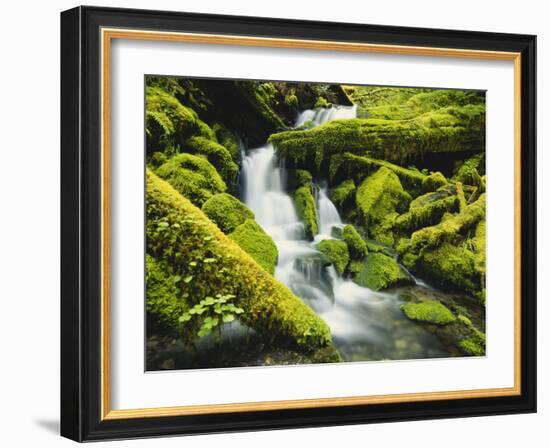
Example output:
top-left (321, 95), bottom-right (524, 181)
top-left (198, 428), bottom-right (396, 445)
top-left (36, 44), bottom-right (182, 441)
top-left (60, 5), bottom-right (537, 442)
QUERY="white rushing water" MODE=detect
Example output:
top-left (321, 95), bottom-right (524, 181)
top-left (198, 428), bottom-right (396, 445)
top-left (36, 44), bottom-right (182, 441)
top-left (240, 105), bottom-right (448, 360)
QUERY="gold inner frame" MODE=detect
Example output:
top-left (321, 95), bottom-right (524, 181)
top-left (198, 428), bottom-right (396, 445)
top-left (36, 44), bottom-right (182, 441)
top-left (100, 28), bottom-right (522, 421)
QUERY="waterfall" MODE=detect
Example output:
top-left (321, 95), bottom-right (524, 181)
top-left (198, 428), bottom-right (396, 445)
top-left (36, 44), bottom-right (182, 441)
top-left (241, 104), bottom-right (357, 311)
top-left (240, 104), bottom-right (448, 361)
top-left (316, 186), bottom-right (343, 239)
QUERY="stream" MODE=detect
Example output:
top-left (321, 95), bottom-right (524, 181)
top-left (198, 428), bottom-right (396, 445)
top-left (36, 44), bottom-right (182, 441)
top-left (239, 106), bottom-right (453, 362)
top-left (147, 106), bottom-right (460, 370)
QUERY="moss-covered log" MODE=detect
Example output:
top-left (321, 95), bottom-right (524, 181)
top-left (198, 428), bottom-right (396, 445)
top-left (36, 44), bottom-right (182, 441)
top-left (330, 153), bottom-right (426, 195)
top-left (394, 195), bottom-right (458, 234)
top-left (269, 102), bottom-right (485, 168)
top-left (146, 169), bottom-right (335, 353)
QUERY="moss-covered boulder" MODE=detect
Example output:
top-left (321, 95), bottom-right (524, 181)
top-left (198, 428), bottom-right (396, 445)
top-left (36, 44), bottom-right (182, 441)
top-left (145, 86), bottom-right (200, 155)
top-left (342, 224), bottom-right (368, 260)
top-left (155, 153), bottom-right (226, 206)
top-left (295, 169), bottom-right (313, 187)
top-left (212, 123), bottom-right (241, 162)
top-left (419, 243), bottom-right (481, 298)
top-left (316, 239), bottom-right (350, 275)
top-left (186, 136), bottom-right (239, 186)
top-left (329, 179), bottom-right (356, 214)
top-left (354, 252), bottom-right (414, 291)
top-left (294, 185), bottom-right (319, 239)
top-left (356, 167), bottom-right (411, 246)
top-left (146, 169), bottom-right (334, 353)
top-left (201, 193), bottom-right (255, 234)
top-left (401, 301), bottom-right (457, 325)
top-left (228, 219), bottom-right (278, 275)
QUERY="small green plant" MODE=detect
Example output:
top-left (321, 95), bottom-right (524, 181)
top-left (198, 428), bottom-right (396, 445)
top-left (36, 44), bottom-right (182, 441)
top-left (178, 293), bottom-right (245, 339)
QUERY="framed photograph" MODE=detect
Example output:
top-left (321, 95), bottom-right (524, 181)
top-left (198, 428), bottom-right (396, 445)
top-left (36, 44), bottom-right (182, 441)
top-left (60, 6), bottom-right (536, 441)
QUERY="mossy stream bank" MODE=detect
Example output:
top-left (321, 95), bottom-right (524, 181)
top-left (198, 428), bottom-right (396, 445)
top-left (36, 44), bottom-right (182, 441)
top-left (145, 78), bottom-right (486, 370)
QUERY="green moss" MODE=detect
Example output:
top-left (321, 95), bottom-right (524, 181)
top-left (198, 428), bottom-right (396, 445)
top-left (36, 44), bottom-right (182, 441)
top-left (345, 86), bottom-right (484, 120)
top-left (146, 254), bottom-right (186, 330)
top-left (472, 219), bottom-right (486, 277)
top-left (201, 193), bottom-right (255, 234)
top-left (316, 239), bottom-right (350, 275)
top-left (155, 153), bottom-right (226, 206)
top-left (145, 86), bottom-right (199, 155)
top-left (394, 195), bottom-right (458, 234)
top-left (238, 81), bottom-right (287, 131)
top-left (186, 136), bottom-right (239, 185)
top-left (229, 219), bottom-right (278, 275)
top-left (398, 193), bottom-right (486, 266)
top-left (421, 171), bottom-right (447, 192)
top-left (146, 169), bottom-right (333, 351)
top-left (459, 338), bottom-right (485, 356)
top-left (420, 243), bottom-right (480, 296)
top-left (294, 185), bottom-right (319, 239)
top-left (295, 169), bottom-right (313, 187)
top-left (356, 167), bottom-right (411, 245)
top-left (315, 96), bottom-right (331, 108)
top-left (330, 153), bottom-right (425, 195)
top-left (401, 301), bottom-right (457, 325)
top-left (270, 100), bottom-right (485, 167)
top-left (342, 225), bottom-right (368, 260)
top-left (212, 123), bottom-right (241, 162)
top-left (453, 153), bottom-right (485, 185)
top-left (329, 179), bottom-right (356, 213)
top-left (354, 252), bottom-right (413, 291)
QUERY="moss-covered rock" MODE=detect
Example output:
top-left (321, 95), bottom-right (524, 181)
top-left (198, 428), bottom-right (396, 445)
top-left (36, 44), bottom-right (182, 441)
top-left (401, 301), bottom-right (457, 325)
top-left (294, 185), bottom-right (319, 239)
top-left (146, 169), bottom-right (333, 353)
top-left (228, 219), bottom-right (278, 275)
top-left (155, 153), bottom-right (226, 206)
top-left (419, 243), bottom-right (480, 297)
top-left (421, 171), bottom-right (447, 193)
top-left (186, 136), bottom-right (239, 186)
top-left (342, 224), bottom-right (368, 260)
top-left (354, 253), bottom-right (414, 291)
top-left (295, 169), bottom-right (313, 187)
top-left (201, 193), bottom-right (255, 234)
top-left (356, 167), bottom-right (411, 246)
top-left (329, 179), bottom-right (356, 214)
top-left (145, 86), bottom-right (200, 155)
top-left (212, 123), bottom-right (241, 162)
top-left (316, 239), bottom-right (350, 275)
top-left (459, 338), bottom-right (485, 356)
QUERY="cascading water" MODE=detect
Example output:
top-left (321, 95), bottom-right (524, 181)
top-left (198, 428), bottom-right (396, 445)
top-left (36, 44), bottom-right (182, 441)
top-left (241, 105), bottom-right (449, 361)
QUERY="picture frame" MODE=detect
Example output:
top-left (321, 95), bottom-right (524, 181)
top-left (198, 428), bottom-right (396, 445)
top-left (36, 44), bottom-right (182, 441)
top-left (60, 5), bottom-right (537, 442)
